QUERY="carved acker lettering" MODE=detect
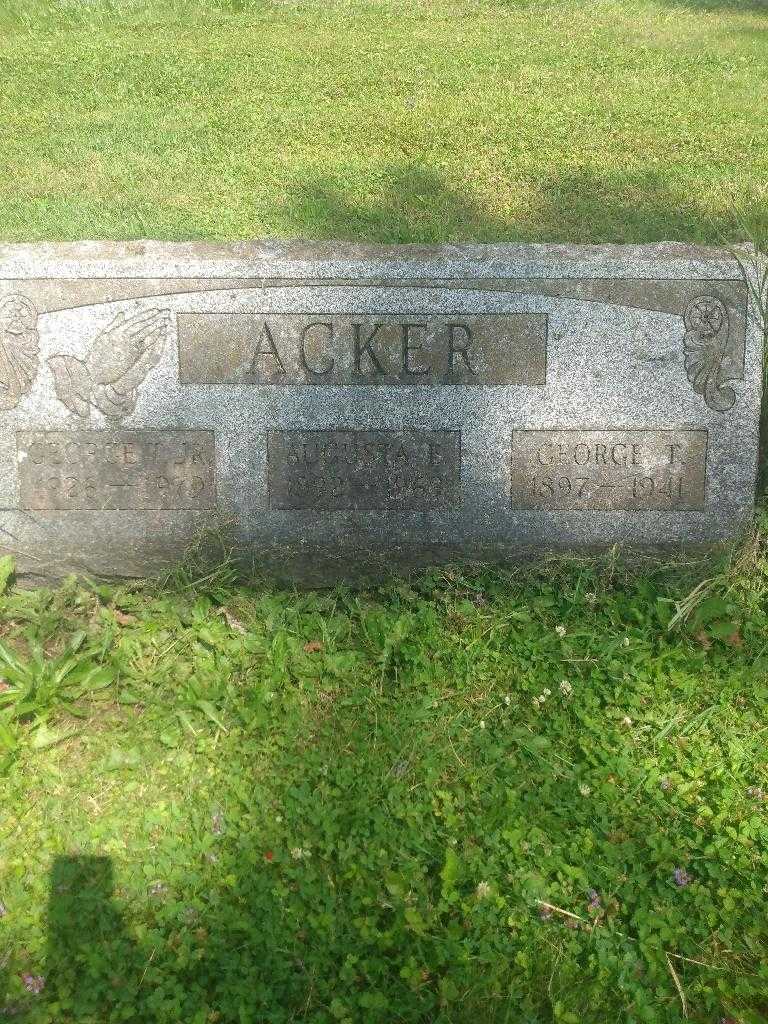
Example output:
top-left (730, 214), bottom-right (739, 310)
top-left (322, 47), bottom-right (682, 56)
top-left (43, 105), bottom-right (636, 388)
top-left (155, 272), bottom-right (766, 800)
top-left (177, 313), bottom-right (547, 386)
top-left (17, 430), bottom-right (216, 510)
top-left (510, 430), bottom-right (708, 511)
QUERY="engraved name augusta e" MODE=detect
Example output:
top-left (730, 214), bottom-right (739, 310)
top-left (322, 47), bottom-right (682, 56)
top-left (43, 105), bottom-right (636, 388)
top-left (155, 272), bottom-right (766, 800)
top-left (178, 313), bottom-right (547, 386)
top-left (268, 430), bottom-right (461, 510)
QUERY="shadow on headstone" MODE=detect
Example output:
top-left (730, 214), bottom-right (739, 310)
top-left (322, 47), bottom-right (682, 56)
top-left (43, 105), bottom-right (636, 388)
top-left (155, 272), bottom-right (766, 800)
top-left (46, 856), bottom-right (142, 1021)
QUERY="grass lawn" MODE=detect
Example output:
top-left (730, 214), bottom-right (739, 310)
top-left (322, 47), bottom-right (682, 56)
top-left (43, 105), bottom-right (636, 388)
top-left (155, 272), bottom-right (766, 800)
top-left (0, 0), bottom-right (767, 244)
top-left (2, 0), bottom-right (768, 1021)
top-left (2, 546), bottom-right (768, 1023)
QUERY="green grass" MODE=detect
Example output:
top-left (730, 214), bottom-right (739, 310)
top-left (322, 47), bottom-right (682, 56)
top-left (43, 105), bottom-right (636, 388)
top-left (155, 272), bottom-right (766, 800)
top-left (2, 539), bottom-right (768, 1023)
top-left (0, 0), bottom-right (767, 243)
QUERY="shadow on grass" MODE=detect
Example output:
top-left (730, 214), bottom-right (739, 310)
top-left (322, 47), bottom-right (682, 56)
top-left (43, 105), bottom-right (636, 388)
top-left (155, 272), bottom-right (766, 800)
top-left (26, 747), bottom-right (768, 1022)
top-left (38, 853), bottom-right (316, 1021)
top-left (44, 858), bottom-right (142, 1020)
top-left (36, 852), bottom-right (302, 1022)
top-left (1, 550), bottom-right (765, 1023)
top-left (0, 857), bottom-right (143, 1020)
top-left (653, 0), bottom-right (768, 11)
top-left (280, 165), bottom-right (768, 245)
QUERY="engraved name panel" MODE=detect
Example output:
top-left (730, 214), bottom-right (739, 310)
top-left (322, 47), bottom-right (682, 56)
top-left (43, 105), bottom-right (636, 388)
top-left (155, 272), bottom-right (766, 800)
top-left (18, 431), bottom-right (217, 510)
top-left (510, 430), bottom-right (708, 511)
top-left (178, 313), bottom-right (547, 386)
top-left (268, 430), bottom-right (461, 510)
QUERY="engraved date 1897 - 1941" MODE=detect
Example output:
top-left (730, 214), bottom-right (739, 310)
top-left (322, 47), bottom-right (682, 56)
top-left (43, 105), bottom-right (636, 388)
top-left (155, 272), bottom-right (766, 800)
top-left (510, 430), bottom-right (708, 511)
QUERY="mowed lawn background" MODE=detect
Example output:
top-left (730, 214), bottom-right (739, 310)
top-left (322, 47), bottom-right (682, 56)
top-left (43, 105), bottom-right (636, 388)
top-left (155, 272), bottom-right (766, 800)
top-left (0, 0), bottom-right (767, 243)
top-left (3, 2), bottom-right (768, 1024)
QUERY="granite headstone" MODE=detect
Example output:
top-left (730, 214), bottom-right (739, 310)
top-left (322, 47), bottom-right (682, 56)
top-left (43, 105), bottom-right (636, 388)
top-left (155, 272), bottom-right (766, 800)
top-left (0, 241), bottom-right (761, 583)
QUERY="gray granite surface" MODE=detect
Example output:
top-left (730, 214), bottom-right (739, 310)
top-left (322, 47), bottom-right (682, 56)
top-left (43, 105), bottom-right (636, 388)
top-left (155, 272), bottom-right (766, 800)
top-left (0, 241), bottom-right (762, 584)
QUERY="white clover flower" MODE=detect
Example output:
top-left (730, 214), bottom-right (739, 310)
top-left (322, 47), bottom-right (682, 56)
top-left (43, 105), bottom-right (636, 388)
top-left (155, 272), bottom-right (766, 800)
top-left (476, 881), bottom-right (491, 900)
top-left (623, 637), bottom-right (630, 647)
top-left (585, 592), bottom-right (597, 604)
top-left (559, 680), bottom-right (573, 697)
top-left (503, 694), bottom-right (511, 707)
top-left (290, 847), bottom-right (305, 860)
top-left (579, 783), bottom-right (591, 797)
top-left (479, 720), bottom-right (486, 730)
top-left (555, 625), bottom-right (566, 637)
top-left (542, 687), bottom-right (552, 697)
top-left (532, 696), bottom-right (542, 709)
top-left (621, 715), bottom-right (633, 726)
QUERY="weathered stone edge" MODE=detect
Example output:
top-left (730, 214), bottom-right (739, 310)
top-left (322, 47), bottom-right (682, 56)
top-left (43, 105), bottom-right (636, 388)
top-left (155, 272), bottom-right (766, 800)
top-left (0, 239), bottom-right (756, 280)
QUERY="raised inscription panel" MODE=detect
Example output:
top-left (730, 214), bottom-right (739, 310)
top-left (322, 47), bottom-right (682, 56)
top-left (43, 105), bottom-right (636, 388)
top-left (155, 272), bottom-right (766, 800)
top-left (510, 430), bottom-right (708, 511)
top-left (177, 313), bottom-right (547, 385)
top-left (268, 430), bottom-right (461, 510)
top-left (17, 431), bottom-right (217, 510)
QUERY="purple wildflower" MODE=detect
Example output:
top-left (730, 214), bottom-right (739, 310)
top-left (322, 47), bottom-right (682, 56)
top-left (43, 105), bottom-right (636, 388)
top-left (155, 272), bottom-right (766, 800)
top-left (673, 867), bottom-right (691, 887)
top-left (21, 975), bottom-right (45, 995)
top-left (587, 889), bottom-right (601, 912)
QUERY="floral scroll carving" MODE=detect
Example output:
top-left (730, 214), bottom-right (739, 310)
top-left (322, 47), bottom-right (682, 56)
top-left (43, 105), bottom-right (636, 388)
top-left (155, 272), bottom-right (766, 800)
top-left (0, 293), bottom-right (39, 411)
top-left (48, 308), bottom-right (170, 421)
top-left (683, 296), bottom-right (739, 413)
